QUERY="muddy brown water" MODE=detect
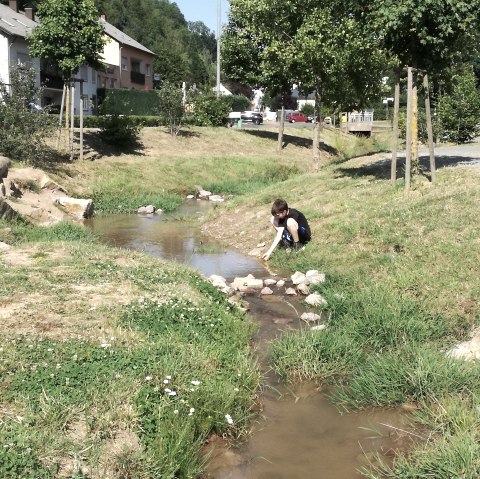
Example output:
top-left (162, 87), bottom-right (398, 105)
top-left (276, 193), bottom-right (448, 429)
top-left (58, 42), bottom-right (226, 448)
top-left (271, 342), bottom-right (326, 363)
top-left (87, 201), bottom-right (410, 478)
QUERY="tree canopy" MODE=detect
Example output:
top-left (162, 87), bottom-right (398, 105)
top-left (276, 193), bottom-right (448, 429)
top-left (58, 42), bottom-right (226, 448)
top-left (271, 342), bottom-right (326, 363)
top-left (28, 0), bottom-right (105, 79)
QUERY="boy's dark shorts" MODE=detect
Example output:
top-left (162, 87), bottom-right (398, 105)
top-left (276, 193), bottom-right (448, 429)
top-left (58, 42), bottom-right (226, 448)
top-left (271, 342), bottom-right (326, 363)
top-left (281, 227), bottom-right (311, 247)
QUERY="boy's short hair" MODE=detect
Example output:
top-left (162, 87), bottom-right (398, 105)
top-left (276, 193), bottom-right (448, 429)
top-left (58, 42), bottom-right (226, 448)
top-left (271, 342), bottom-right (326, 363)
top-left (271, 198), bottom-right (288, 215)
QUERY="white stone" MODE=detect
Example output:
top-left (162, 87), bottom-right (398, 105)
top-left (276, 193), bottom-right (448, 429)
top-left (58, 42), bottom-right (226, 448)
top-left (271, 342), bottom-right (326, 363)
top-left (285, 288), bottom-right (297, 296)
top-left (264, 278), bottom-right (277, 286)
top-left (310, 324), bottom-right (327, 331)
top-left (138, 205), bottom-right (155, 214)
top-left (198, 190), bottom-right (212, 199)
top-left (260, 287), bottom-right (273, 295)
top-left (305, 270), bottom-right (326, 285)
top-left (155, 208), bottom-right (163, 215)
top-left (305, 293), bottom-right (328, 307)
top-left (297, 283), bottom-right (311, 295)
top-left (231, 275), bottom-right (264, 291)
top-left (55, 197), bottom-right (94, 219)
top-left (208, 195), bottom-right (224, 202)
top-left (208, 274), bottom-right (228, 289)
top-left (291, 271), bottom-right (307, 285)
top-left (187, 195), bottom-right (195, 199)
top-left (256, 242), bottom-right (266, 248)
top-left (301, 312), bottom-right (321, 322)
top-left (276, 280), bottom-right (286, 288)
top-left (447, 332), bottom-right (480, 361)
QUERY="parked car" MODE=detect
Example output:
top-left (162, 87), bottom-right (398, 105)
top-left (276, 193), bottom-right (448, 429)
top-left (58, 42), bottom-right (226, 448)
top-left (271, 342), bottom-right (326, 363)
top-left (241, 111), bottom-right (263, 125)
top-left (288, 111), bottom-right (308, 123)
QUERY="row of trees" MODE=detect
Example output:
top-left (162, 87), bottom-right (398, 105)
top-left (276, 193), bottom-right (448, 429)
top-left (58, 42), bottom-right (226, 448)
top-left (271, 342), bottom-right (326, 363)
top-left (222, 0), bottom-right (480, 173)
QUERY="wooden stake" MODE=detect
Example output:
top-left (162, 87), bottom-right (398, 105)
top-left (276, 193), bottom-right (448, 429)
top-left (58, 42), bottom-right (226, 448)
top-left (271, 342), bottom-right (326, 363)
top-left (277, 105), bottom-right (285, 151)
top-left (79, 81), bottom-right (84, 161)
top-left (411, 71), bottom-right (419, 175)
top-left (56, 83), bottom-right (66, 150)
top-left (69, 82), bottom-right (75, 162)
top-left (405, 67), bottom-right (413, 192)
top-left (391, 81), bottom-right (400, 186)
top-left (423, 74), bottom-right (436, 182)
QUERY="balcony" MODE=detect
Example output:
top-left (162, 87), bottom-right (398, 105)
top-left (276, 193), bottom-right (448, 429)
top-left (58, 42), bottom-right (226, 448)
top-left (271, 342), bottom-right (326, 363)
top-left (40, 72), bottom-right (64, 90)
top-left (130, 71), bottom-right (145, 85)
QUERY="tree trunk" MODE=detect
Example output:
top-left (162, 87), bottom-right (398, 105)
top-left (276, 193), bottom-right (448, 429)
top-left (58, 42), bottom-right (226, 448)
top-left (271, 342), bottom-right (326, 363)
top-left (405, 67), bottom-right (413, 192)
top-left (423, 74), bottom-right (436, 182)
top-left (277, 105), bottom-right (285, 151)
top-left (312, 82), bottom-right (322, 171)
top-left (390, 80), bottom-right (400, 186)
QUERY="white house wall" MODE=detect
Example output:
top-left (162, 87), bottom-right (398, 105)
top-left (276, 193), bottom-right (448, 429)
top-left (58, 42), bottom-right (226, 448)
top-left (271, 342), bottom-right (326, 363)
top-left (100, 35), bottom-right (120, 66)
top-left (10, 37), bottom-right (41, 88)
top-left (0, 34), bottom-right (11, 86)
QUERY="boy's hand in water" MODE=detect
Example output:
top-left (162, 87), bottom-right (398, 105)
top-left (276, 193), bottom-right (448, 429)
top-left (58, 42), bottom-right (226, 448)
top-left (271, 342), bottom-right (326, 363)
top-left (262, 252), bottom-right (271, 261)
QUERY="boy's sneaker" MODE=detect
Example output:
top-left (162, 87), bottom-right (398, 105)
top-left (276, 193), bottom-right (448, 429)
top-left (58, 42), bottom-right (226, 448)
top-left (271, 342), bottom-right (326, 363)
top-left (279, 238), bottom-right (292, 249)
top-left (292, 242), bottom-right (304, 252)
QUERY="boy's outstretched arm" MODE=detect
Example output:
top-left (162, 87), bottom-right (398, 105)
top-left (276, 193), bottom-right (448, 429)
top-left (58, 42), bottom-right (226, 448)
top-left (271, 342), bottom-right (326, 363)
top-left (262, 226), bottom-right (284, 261)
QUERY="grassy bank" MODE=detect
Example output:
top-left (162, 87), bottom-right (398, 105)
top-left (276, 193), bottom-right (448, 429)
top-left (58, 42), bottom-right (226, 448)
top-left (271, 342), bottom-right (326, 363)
top-left (4, 124), bottom-right (479, 477)
top-left (0, 221), bottom-right (259, 478)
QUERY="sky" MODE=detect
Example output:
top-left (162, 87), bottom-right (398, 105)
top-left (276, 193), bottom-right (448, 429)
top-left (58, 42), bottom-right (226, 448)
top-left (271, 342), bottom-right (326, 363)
top-left (173, 0), bottom-right (230, 34)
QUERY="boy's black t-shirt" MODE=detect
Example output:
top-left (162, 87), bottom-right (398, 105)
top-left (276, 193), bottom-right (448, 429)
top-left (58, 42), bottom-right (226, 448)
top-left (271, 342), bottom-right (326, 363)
top-left (277, 208), bottom-right (311, 240)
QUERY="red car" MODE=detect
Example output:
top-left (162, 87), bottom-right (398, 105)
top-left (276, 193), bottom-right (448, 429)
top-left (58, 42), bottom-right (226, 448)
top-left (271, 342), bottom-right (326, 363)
top-left (288, 111), bottom-right (308, 123)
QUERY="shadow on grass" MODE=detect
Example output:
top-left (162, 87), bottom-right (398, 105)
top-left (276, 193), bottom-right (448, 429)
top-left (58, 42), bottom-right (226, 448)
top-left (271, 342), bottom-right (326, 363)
top-left (335, 152), bottom-right (480, 181)
top-left (176, 129), bottom-right (201, 138)
top-left (80, 131), bottom-right (145, 158)
top-left (241, 129), bottom-right (338, 155)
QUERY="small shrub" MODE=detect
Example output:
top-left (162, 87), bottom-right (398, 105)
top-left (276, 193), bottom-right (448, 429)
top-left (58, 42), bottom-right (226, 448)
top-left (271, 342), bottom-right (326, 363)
top-left (226, 94), bottom-right (251, 112)
top-left (300, 103), bottom-right (315, 115)
top-left (157, 81), bottom-right (185, 136)
top-left (0, 65), bottom-right (55, 163)
top-left (190, 92), bottom-right (231, 127)
top-left (98, 114), bottom-right (141, 147)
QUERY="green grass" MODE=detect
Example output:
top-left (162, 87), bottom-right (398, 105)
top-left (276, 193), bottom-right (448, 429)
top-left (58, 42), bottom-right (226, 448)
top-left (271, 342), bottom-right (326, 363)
top-left (0, 224), bottom-right (259, 479)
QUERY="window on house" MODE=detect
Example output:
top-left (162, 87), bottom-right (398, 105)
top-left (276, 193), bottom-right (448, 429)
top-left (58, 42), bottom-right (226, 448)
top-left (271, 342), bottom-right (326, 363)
top-left (91, 68), bottom-right (96, 83)
top-left (131, 60), bottom-right (141, 73)
top-left (146, 64), bottom-right (151, 76)
top-left (121, 57), bottom-right (128, 71)
top-left (79, 66), bottom-right (87, 80)
top-left (82, 95), bottom-right (89, 111)
top-left (17, 52), bottom-right (31, 66)
top-left (110, 78), bottom-right (116, 88)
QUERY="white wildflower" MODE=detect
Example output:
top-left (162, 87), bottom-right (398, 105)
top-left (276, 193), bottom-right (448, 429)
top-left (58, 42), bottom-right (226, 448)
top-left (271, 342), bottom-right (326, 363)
top-left (168, 391), bottom-right (177, 396)
top-left (174, 410), bottom-right (179, 414)
top-left (225, 414), bottom-right (234, 425)
top-left (164, 388), bottom-right (171, 393)
top-left (145, 376), bottom-right (153, 381)
top-left (191, 380), bottom-right (201, 386)
top-left (163, 379), bottom-right (169, 384)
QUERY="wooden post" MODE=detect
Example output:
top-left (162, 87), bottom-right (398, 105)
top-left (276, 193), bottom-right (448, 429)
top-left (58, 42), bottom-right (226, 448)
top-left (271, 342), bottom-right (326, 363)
top-left (79, 80), bottom-right (84, 161)
top-left (391, 81), bottom-right (400, 186)
top-left (277, 105), bottom-right (285, 151)
top-left (69, 82), bottom-right (75, 162)
top-left (56, 83), bottom-right (66, 150)
top-left (405, 67), bottom-right (413, 192)
top-left (411, 71), bottom-right (419, 175)
top-left (423, 74), bottom-right (436, 183)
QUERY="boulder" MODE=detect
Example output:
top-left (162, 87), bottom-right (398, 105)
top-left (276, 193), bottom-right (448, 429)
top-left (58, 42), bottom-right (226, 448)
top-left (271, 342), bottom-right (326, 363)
top-left (231, 274), bottom-right (264, 292)
top-left (39, 174), bottom-right (66, 192)
top-left (291, 271), bottom-right (307, 285)
top-left (260, 287), bottom-right (273, 295)
top-left (310, 324), bottom-right (327, 331)
top-left (138, 205), bottom-right (155, 214)
top-left (305, 270), bottom-right (326, 285)
top-left (297, 283), bottom-right (311, 295)
top-left (305, 293), bottom-right (328, 307)
top-left (208, 195), bottom-right (224, 202)
top-left (264, 278), bottom-right (277, 286)
top-left (285, 288), bottom-right (297, 296)
top-left (55, 197), bottom-right (94, 219)
top-left (198, 190), bottom-right (212, 199)
top-left (301, 312), bottom-right (321, 322)
top-left (208, 274), bottom-right (235, 296)
top-left (276, 280), bottom-right (286, 288)
top-left (186, 194), bottom-right (195, 199)
top-left (0, 156), bottom-right (10, 181)
top-left (447, 332), bottom-right (480, 361)
top-left (0, 198), bottom-right (20, 221)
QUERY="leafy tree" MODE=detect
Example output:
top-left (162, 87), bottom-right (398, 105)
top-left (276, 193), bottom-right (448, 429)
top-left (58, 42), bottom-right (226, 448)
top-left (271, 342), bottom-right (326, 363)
top-left (435, 65), bottom-right (480, 143)
top-left (157, 81), bottom-right (185, 136)
top-left (28, 0), bottom-right (105, 80)
top-left (228, 0), bottom-right (385, 167)
top-left (0, 65), bottom-right (55, 163)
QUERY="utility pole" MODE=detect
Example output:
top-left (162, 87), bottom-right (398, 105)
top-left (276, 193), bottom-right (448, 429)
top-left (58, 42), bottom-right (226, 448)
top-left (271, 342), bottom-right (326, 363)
top-left (216, 0), bottom-right (221, 97)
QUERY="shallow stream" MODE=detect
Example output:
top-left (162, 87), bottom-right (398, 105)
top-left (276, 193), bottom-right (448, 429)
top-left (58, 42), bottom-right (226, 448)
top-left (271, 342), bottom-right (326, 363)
top-left (87, 201), bottom-right (409, 478)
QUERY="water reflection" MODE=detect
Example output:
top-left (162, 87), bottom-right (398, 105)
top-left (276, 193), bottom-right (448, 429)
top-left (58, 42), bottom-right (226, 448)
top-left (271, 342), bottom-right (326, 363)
top-left (86, 201), bottom-right (266, 279)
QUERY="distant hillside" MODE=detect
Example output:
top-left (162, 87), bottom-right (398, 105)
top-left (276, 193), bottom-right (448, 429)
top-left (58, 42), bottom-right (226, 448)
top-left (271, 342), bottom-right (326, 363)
top-left (1, 0), bottom-right (217, 87)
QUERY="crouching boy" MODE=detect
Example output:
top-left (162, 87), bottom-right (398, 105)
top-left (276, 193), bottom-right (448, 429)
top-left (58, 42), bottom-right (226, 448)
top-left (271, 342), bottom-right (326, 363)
top-left (262, 198), bottom-right (311, 261)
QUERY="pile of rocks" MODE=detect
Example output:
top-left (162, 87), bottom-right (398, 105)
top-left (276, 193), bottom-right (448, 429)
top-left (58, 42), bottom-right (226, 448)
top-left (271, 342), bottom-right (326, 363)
top-left (186, 186), bottom-right (225, 202)
top-left (207, 270), bottom-right (329, 329)
top-left (137, 205), bottom-right (163, 215)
